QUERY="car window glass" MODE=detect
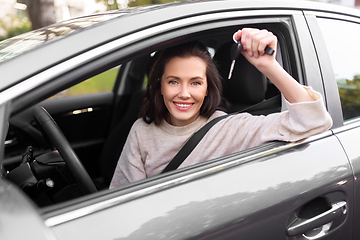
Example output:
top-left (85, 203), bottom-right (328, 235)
top-left (317, 18), bottom-right (360, 121)
top-left (51, 66), bottom-right (119, 98)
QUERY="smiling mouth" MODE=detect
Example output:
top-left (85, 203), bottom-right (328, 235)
top-left (173, 102), bottom-right (194, 110)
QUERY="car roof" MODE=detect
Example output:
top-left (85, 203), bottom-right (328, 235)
top-left (0, 0), bottom-right (358, 92)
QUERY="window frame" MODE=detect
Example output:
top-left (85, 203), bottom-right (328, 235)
top-left (304, 11), bottom-right (360, 128)
top-left (316, 15), bottom-right (360, 123)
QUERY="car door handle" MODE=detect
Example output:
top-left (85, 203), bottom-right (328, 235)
top-left (286, 201), bottom-right (347, 236)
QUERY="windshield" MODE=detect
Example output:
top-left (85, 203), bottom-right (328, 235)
top-left (0, 13), bottom-right (121, 62)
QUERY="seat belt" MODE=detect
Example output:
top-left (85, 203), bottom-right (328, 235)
top-left (161, 113), bottom-right (230, 173)
top-left (161, 94), bottom-right (281, 173)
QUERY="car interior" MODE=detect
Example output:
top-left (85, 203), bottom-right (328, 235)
top-left (4, 24), bottom-right (287, 207)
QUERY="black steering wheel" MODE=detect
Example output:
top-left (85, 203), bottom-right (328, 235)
top-left (32, 106), bottom-right (97, 194)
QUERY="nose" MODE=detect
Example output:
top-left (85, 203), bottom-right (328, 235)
top-left (178, 84), bottom-right (191, 99)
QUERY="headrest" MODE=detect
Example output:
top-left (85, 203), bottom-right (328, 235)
top-left (214, 42), bottom-right (267, 105)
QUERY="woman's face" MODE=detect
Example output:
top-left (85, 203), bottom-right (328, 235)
top-left (161, 56), bottom-right (208, 126)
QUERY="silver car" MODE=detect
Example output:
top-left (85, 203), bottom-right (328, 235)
top-left (1, 0), bottom-right (360, 239)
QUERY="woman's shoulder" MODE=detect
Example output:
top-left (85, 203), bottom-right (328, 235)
top-left (206, 110), bottom-right (260, 131)
top-left (208, 110), bottom-right (228, 121)
top-left (131, 118), bottom-right (157, 133)
top-left (207, 110), bottom-right (251, 122)
top-left (126, 118), bottom-right (161, 143)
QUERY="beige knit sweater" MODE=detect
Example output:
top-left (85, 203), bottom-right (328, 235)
top-left (110, 87), bottom-right (333, 188)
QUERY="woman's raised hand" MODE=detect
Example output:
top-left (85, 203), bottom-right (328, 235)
top-left (233, 28), bottom-right (277, 72)
top-left (233, 28), bottom-right (316, 103)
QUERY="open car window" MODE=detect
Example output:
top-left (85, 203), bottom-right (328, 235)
top-left (5, 14), bottom-right (304, 211)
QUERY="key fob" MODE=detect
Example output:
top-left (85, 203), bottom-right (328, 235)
top-left (232, 41), bottom-right (275, 58)
top-left (231, 41), bottom-right (243, 61)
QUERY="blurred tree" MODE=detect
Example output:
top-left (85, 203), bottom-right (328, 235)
top-left (339, 74), bottom-right (360, 120)
top-left (96, 0), bottom-right (183, 9)
top-left (128, 0), bottom-right (184, 7)
top-left (19, 0), bottom-right (56, 30)
top-left (0, 15), bottom-right (31, 41)
top-left (96, 0), bottom-right (120, 10)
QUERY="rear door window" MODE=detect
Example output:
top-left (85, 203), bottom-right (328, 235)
top-left (317, 18), bottom-right (360, 121)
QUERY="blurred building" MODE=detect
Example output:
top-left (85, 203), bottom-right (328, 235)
top-left (54, 0), bottom-right (107, 21)
top-left (317, 0), bottom-right (360, 8)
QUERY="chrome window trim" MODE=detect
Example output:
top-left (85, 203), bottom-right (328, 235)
top-left (304, 10), bottom-right (360, 23)
top-left (44, 131), bottom-right (332, 227)
top-left (333, 118), bottom-right (360, 134)
top-left (0, 9), bottom-right (299, 106)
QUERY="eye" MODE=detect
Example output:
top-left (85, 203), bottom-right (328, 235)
top-left (168, 80), bottom-right (178, 85)
top-left (191, 81), bottom-right (201, 86)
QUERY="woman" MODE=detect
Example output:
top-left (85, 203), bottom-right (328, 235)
top-left (110, 28), bottom-right (332, 188)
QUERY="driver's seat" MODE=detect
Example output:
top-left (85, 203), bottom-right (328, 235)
top-left (213, 41), bottom-right (281, 115)
top-left (97, 89), bottom-right (143, 188)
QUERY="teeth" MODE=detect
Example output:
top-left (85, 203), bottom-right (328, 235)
top-left (175, 103), bottom-right (192, 108)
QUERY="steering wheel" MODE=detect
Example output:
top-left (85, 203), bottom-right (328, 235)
top-left (32, 106), bottom-right (97, 194)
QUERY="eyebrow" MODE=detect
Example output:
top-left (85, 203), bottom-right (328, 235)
top-left (165, 76), bottom-right (205, 81)
top-left (165, 75), bottom-right (180, 80)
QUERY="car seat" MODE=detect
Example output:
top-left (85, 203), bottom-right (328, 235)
top-left (98, 89), bottom-right (143, 188)
top-left (213, 41), bottom-right (281, 115)
top-left (97, 57), bottom-right (149, 188)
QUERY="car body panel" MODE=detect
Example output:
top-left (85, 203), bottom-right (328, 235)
top-left (0, 179), bottom-right (58, 240)
top-left (306, 10), bottom-right (360, 239)
top-left (333, 122), bottom-right (360, 240)
top-left (47, 133), bottom-right (353, 239)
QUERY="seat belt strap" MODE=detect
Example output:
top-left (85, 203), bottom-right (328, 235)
top-left (161, 114), bottom-right (229, 173)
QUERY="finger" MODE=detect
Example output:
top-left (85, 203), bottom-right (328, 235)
top-left (248, 30), bottom-right (276, 57)
top-left (252, 30), bottom-right (272, 56)
top-left (252, 33), bottom-right (262, 58)
top-left (256, 31), bottom-right (277, 56)
top-left (240, 28), bottom-right (250, 54)
top-left (244, 28), bottom-right (261, 57)
top-left (258, 35), bottom-right (276, 55)
top-left (233, 30), bottom-right (241, 42)
top-left (239, 28), bottom-right (252, 52)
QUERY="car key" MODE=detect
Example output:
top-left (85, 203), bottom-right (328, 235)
top-left (228, 41), bottom-right (242, 79)
top-left (228, 41), bottom-right (275, 79)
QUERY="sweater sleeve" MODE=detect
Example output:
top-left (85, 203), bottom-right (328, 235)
top-left (109, 120), bottom-right (146, 189)
top-left (221, 86), bottom-right (333, 150)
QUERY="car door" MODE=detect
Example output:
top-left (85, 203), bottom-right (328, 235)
top-left (41, 6), bottom-right (354, 240)
top-left (306, 9), bottom-right (360, 239)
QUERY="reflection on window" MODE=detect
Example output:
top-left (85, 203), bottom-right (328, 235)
top-left (317, 18), bottom-right (360, 121)
top-left (51, 66), bottom-right (119, 99)
top-left (0, 13), bottom-right (121, 62)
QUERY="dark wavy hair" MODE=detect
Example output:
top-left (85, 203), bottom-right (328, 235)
top-left (140, 41), bottom-right (223, 125)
